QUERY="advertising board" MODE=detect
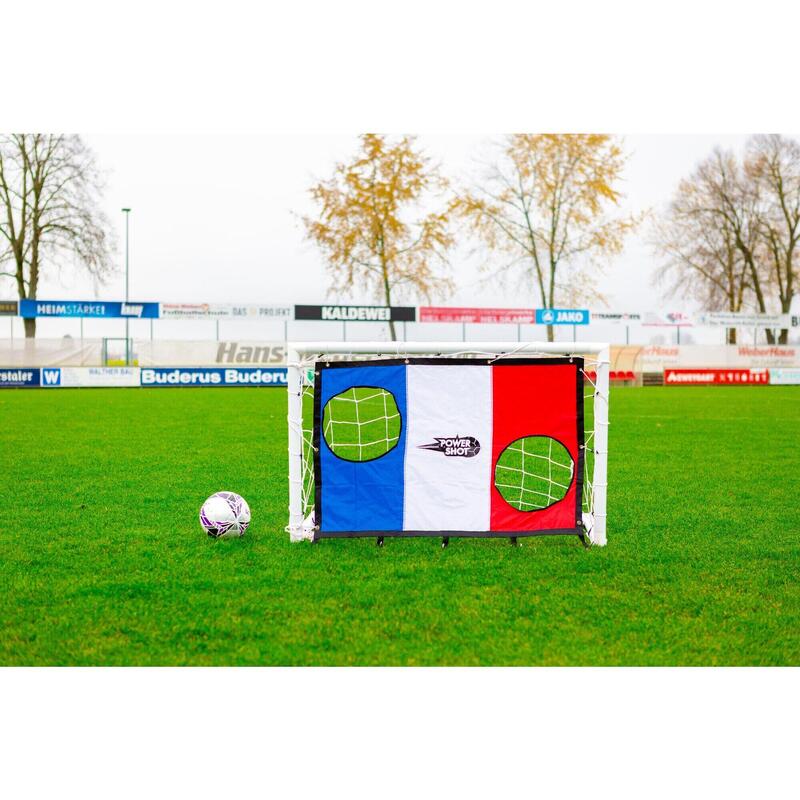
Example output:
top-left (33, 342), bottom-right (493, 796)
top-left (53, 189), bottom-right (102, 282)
top-left (159, 303), bottom-right (292, 319)
top-left (642, 311), bottom-right (693, 327)
top-left (20, 300), bottom-right (159, 319)
top-left (664, 368), bottom-right (770, 385)
top-left (140, 367), bottom-right (287, 386)
top-left (39, 367), bottom-right (141, 387)
top-left (769, 368), bottom-right (800, 385)
top-left (534, 308), bottom-right (590, 325)
top-left (418, 307), bottom-right (536, 324)
top-left (0, 368), bottom-right (39, 387)
top-left (693, 311), bottom-right (790, 328)
top-left (638, 345), bottom-right (800, 371)
top-left (592, 311), bottom-right (643, 324)
top-left (294, 305), bottom-right (416, 322)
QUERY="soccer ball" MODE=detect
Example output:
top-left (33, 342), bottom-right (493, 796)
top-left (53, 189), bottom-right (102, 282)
top-left (199, 492), bottom-right (251, 538)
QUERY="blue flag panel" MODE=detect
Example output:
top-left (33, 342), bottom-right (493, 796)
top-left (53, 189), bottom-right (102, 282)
top-left (318, 365), bottom-right (407, 532)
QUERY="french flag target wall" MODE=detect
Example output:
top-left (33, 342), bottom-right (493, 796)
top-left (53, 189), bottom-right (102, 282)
top-left (314, 359), bottom-right (584, 538)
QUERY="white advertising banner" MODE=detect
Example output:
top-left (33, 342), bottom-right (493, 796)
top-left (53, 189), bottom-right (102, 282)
top-left (592, 311), bottom-right (643, 324)
top-left (769, 368), bottom-right (800, 385)
top-left (642, 311), bottom-right (693, 327)
top-left (40, 367), bottom-right (141, 387)
top-left (134, 341), bottom-right (287, 366)
top-left (637, 344), bottom-right (800, 371)
top-left (693, 311), bottom-right (791, 328)
top-left (159, 303), bottom-right (292, 320)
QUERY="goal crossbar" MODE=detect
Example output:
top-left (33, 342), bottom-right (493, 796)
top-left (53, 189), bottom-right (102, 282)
top-left (286, 341), bottom-right (610, 546)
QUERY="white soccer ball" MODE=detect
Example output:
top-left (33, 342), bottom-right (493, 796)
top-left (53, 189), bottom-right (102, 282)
top-left (199, 491), bottom-right (251, 538)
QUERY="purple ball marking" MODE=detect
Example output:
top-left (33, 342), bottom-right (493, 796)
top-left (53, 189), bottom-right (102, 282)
top-left (200, 492), bottom-right (248, 537)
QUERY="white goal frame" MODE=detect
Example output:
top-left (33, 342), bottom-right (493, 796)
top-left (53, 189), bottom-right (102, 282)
top-left (287, 341), bottom-right (610, 546)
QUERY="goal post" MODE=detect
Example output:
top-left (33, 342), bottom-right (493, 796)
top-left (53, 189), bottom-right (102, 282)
top-left (287, 341), bottom-right (610, 546)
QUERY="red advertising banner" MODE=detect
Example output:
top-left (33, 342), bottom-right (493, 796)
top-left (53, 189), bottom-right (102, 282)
top-left (664, 368), bottom-right (770, 385)
top-left (419, 306), bottom-right (536, 324)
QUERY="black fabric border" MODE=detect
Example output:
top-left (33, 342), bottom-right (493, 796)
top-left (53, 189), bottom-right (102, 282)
top-left (312, 356), bottom-right (585, 541)
top-left (315, 528), bottom-right (580, 539)
top-left (575, 359), bottom-right (586, 532)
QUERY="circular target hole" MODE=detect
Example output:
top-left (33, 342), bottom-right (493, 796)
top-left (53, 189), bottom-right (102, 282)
top-left (494, 435), bottom-right (574, 511)
top-left (322, 386), bottom-right (401, 462)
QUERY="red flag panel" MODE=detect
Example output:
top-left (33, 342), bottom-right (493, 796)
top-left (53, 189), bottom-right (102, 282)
top-left (490, 363), bottom-right (581, 531)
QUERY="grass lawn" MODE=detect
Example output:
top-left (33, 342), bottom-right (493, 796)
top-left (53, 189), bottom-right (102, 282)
top-left (1, 385), bottom-right (798, 665)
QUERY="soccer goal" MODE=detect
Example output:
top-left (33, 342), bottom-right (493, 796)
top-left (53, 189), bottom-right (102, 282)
top-left (287, 342), bottom-right (609, 546)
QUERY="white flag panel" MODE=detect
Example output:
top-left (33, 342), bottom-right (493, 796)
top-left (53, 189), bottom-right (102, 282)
top-left (402, 365), bottom-right (493, 531)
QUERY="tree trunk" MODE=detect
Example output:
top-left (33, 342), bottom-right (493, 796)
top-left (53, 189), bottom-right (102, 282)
top-left (381, 262), bottom-right (396, 342)
top-left (739, 245), bottom-right (775, 343)
top-left (546, 267), bottom-right (556, 343)
top-left (778, 297), bottom-right (792, 345)
top-left (23, 317), bottom-right (36, 338)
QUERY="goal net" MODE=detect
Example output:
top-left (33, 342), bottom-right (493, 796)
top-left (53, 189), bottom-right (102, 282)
top-left (287, 342), bottom-right (609, 546)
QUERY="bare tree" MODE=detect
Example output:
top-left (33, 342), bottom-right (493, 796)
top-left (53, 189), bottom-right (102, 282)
top-left (0, 134), bottom-right (115, 337)
top-left (652, 151), bottom-right (757, 344)
top-left (747, 134), bottom-right (800, 344)
top-left (655, 139), bottom-right (800, 345)
top-left (698, 150), bottom-right (774, 331)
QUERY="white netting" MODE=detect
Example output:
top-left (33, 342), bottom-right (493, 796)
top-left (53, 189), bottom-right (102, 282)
top-left (289, 345), bottom-right (607, 543)
top-left (494, 435), bottom-right (575, 511)
top-left (322, 386), bottom-right (402, 461)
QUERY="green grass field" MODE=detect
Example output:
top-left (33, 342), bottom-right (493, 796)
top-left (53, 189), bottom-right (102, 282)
top-left (1, 385), bottom-right (798, 665)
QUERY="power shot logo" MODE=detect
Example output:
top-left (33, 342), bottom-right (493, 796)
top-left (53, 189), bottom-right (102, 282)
top-left (418, 436), bottom-right (481, 457)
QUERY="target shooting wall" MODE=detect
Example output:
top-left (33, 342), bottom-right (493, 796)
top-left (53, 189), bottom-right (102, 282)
top-left (313, 358), bottom-right (584, 539)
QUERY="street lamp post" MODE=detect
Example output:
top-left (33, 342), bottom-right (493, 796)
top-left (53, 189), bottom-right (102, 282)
top-left (122, 208), bottom-right (131, 364)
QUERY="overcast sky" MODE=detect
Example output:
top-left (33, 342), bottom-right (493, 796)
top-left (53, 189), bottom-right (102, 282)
top-left (9, 134), bottom-right (757, 307)
top-left (6, 133), bottom-right (790, 342)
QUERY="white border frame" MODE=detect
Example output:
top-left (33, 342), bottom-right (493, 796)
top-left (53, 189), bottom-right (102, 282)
top-left (287, 341), bottom-right (609, 546)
